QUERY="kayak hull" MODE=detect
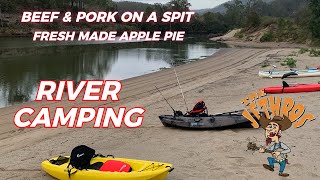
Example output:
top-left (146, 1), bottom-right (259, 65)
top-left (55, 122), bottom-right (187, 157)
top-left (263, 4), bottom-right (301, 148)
top-left (263, 84), bottom-right (320, 94)
top-left (259, 70), bottom-right (320, 78)
top-left (42, 156), bottom-right (173, 180)
top-left (159, 110), bottom-right (259, 129)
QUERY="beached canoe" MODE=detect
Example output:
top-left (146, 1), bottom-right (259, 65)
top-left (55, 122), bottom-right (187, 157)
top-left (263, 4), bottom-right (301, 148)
top-left (259, 69), bottom-right (320, 78)
top-left (263, 83), bottom-right (320, 94)
top-left (42, 156), bottom-right (173, 180)
top-left (159, 110), bottom-right (259, 129)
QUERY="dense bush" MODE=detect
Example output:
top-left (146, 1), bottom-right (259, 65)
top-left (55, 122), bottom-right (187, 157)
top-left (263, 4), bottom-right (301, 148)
top-left (284, 57), bottom-right (297, 68)
top-left (260, 32), bottom-right (273, 42)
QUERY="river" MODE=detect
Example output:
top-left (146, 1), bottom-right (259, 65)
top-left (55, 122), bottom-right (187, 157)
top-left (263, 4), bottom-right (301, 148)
top-left (0, 37), bottom-right (227, 108)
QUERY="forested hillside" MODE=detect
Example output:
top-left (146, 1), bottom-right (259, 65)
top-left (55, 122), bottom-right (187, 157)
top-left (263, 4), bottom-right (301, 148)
top-left (0, 0), bottom-right (319, 45)
top-left (115, 1), bottom-right (153, 12)
top-left (195, 0), bottom-right (274, 14)
top-left (193, 0), bottom-right (318, 45)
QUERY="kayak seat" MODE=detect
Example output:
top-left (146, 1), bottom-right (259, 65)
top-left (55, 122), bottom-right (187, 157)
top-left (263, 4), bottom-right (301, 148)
top-left (282, 81), bottom-right (290, 88)
top-left (188, 101), bottom-right (208, 116)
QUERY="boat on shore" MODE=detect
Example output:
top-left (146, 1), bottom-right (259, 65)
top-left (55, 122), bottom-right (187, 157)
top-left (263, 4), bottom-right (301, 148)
top-left (262, 81), bottom-right (320, 94)
top-left (42, 156), bottom-right (174, 180)
top-left (259, 69), bottom-right (320, 78)
top-left (159, 109), bottom-right (258, 129)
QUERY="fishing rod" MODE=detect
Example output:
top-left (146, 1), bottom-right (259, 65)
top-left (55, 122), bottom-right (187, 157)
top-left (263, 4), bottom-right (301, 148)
top-left (172, 67), bottom-right (189, 112)
top-left (155, 86), bottom-right (176, 113)
top-left (168, 24), bottom-right (188, 113)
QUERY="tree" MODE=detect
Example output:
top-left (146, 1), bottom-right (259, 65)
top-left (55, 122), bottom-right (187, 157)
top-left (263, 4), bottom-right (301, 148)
top-left (224, 0), bottom-right (245, 28)
top-left (245, 11), bottom-right (261, 27)
top-left (167, 0), bottom-right (191, 11)
top-left (309, 0), bottom-right (320, 39)
top-left (154, 3), bottom-right (168, 15)
top-left (245, 0), bottom-right (261, 28)
top-left (202, 12), bottom-right (227, 34)
top-left (87, 0), bottom-right (117, 11)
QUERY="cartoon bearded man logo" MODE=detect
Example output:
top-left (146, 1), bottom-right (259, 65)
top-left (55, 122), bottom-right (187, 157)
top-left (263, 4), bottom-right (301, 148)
top-left (258, 115), bottom-right (292, 177)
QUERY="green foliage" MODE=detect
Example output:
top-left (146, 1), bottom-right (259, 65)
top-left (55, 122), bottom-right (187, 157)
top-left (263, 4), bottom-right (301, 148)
top-left (245, 11), bottom-right (261, 27)
top-left (11, 92), bottom-right (30, 103)
top-left (297, 48), bottom-right (320, 57)
top-left (116, 1), bottom-right (152, 12)
top-left (224, 0), bottom-right (245, 28)
top-left (220, 0), bottom-right (313, 43)
top-left (273, 18), bottom-right (299, 42)
top-left (283, 57), bottom-right (297, 68)
top-left (235, 31), bottom-right (244, 38)
top-left (260, 17), bottom-right (278, 27)
top-left (88, 0), bottom-right (117, 11)
top-left (260, 32), bottom-right (273, 42)
top-left (309, 0), bottom-right (320, 39)
top-left (309, 48), bottom-right (320, 57)
top-left (267, 0), bottom-right (308, 17)
top-left (41, 21), bottom-right (62, 31)
top-left (0, 0), bottom-right (318, 44)
top-left (299, 48), bottom-right (309, 54)
top-left (168, 0), bottom-right (191, 11)
top-left (261, 61), bottom-right (270, 68)
top-left (202, 12), bottom-right (228, 34)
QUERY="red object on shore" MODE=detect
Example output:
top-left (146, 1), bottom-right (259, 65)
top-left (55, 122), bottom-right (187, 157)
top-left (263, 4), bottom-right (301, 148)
top-left (317, 66), bottom-right (320, 70)
top-left (189, 100), bottom-right (207, 115)
top-left (262, 84), bottom-right (320, 94)
top-left (99, 160), bottom-right (131, 172)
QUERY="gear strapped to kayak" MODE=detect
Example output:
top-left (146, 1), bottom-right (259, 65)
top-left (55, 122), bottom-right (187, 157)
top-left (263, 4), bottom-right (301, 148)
top-left (67, 145), bottom-right (108, 177)
top-left (100, 160), bottom-right (132, 172)
top-left (187, 100), bottom-right (208, 116)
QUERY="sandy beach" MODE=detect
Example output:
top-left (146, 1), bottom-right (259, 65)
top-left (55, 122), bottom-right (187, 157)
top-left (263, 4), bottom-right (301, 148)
top-left (0, 46), bottom-right (319, 180)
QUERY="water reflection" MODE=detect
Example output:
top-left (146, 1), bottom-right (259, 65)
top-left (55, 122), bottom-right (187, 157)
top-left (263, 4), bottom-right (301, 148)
top-left (0, 38), bottom-right (227, 107)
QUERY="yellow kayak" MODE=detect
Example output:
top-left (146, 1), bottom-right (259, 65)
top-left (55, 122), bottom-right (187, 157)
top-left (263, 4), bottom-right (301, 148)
top-left (42, 156), bottom-right (174, 180)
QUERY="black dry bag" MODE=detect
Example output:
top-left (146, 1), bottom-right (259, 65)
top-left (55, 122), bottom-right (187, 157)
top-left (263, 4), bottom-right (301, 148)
top-left (67, 145), bottom-right (96, 177)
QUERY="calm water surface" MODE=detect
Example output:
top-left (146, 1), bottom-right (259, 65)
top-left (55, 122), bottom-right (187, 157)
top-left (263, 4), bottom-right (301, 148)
top-left (0, 37), bottom-right (226, 108)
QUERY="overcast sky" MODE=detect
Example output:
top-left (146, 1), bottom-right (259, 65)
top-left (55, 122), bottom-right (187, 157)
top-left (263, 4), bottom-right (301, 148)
top-left (115, 0), bottom-right (230, 10)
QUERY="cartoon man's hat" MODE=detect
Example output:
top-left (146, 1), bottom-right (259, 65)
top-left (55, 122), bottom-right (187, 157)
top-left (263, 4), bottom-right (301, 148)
top-left (259, 114), bottom-right (292, 131)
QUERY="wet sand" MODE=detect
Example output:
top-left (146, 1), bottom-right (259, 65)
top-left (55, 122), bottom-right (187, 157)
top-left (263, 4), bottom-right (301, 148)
top-left (0, 47), bottom-right (319, 180)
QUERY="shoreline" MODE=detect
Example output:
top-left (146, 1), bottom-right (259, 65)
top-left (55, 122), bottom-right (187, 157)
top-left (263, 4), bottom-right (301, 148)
top-left (220, 40), bottom-right (310, 49)
top-left (0, 47), bottom-right (319, 179)
top-left (210, 29), bottom-right (314, 49)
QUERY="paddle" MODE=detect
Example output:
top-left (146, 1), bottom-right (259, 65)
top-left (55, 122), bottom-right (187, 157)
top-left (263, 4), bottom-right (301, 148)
top-left (282, 72), bottom-right (298, 79)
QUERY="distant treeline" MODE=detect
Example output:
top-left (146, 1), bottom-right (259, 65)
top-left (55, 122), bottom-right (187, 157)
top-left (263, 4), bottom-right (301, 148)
top-left (192, 0), bottom-right (320, 44)
top-left (0, 0), bottom-right (115, 11)
top-left (0, 0), bottom-right (320, 43)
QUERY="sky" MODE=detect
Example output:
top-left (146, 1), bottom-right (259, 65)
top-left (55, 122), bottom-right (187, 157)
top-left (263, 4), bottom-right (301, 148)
top-left (114, 0), bottom-right (231, 10)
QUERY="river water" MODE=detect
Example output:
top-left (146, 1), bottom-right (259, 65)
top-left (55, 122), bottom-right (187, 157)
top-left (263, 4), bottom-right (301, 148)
top-left (0, 37), bottom-right (226, 108)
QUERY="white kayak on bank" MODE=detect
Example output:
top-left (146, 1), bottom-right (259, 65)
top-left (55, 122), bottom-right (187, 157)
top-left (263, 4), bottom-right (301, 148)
top-left (259, 69), bottom-right (320, 78)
